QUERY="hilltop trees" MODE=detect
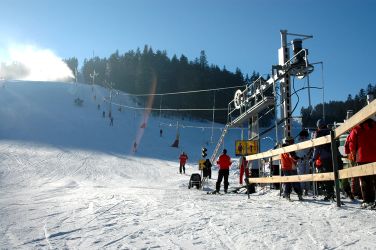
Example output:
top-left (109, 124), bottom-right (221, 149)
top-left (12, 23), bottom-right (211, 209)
top-left (301, 83), bottom-right (376, 127)
top-left (80, 46), bottom-right (248, 123)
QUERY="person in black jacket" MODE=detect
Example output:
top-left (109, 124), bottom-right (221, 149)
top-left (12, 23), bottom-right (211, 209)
top-left (203, 159), bottom-right (212, 179)
top-left (311, 119), bottom-right (334, 200)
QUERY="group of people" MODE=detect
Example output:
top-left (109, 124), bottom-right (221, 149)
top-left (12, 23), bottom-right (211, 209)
top-left (178, 115), bottom-right (375, 205)
top-left (281, 117), bottom-right (376, 208)
top-left (280, 120), bottom-right (339, 201)
top-left (178, 150), bottom-right (228, 191)
top-left (179, 149), bottom-right (248, 194)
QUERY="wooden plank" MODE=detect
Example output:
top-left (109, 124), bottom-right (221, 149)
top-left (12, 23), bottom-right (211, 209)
top-left (246, 135), bottom-right (331, 161)
top-left (247, 172), bottom-right (334, 184)
top-left (338, 162), bottom-right (376, 179)
top-left (334, 99), bottom-right (376, 138)
top-left (247, 162), bottom-right (376, 184)
top-left (272, 155), bottom-right (280, 161)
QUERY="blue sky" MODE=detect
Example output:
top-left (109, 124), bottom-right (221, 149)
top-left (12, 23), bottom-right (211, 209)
top-left (1, 0), bottom-right (375, 114)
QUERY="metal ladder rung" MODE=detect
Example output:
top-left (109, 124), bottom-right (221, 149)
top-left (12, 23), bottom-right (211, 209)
top-left (210, 125), bottom-right (229, 163)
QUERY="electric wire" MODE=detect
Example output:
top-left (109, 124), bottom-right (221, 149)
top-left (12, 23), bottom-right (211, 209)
top-left (115, 84), bottom-right (247, 97)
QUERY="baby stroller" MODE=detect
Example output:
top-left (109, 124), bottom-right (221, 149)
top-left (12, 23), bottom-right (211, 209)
top-left (188, 173), bottom-right (202, 189)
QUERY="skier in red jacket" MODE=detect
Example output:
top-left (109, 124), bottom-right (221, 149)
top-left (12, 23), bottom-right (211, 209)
top-left (346, 118), bottom-right (376, 208)
top-left (239, 156), bottom-right (249, 185)
top-left (179, 152), bottom-right (188, 174)
top-left (215, 149), bottom-right (232, 193)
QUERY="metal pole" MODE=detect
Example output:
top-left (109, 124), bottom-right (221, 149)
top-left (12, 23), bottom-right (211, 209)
top-left (306, 74), bottom-right (312, 109)
top-left (330, 130), bottom-right (341, 207)
top-left (159, 95), bottom-right (163, 124)
top-left (279, 30), bottom-right (292, 138)
top-left (272, 78), bottom-right (279, 146)
top-left (211, 91), bottom-right (216, 143)
top-left (321, 62), bottom-right (325, 121)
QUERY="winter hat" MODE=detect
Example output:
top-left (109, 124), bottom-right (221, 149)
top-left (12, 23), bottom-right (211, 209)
top-left (284, 136), bottom-right (294, 144)
top-left (222, 149), bottom-right (227, 154)
top-left (316, 119), bottom-right (326, 128)
top-left (299, 129), bottom-right (309, 138)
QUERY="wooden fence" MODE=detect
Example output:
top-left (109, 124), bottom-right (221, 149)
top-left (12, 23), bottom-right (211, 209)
top-left (245, 99), bottom-right (376, 206)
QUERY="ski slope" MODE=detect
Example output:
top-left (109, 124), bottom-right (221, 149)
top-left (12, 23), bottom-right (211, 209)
top-left (0, 81), bottom-right (375, 249)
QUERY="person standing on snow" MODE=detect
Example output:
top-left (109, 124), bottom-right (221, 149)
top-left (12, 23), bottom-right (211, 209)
top-left (311, 119), bottom-right (334, 201)
top-left (296, 130), bottom-right (311, 196)
top-left (345, 118), bottom-right (376, 209)
top-left (239, 156), bottom-right (249, 185)
top-left (203, 158), bottom-right (212, 179)
top-left (216, 149), bottom-right (232, 193)
top-left (280, 136), bottom-right (303, 201)
top-left (179, 152), bottom-right (188, 174)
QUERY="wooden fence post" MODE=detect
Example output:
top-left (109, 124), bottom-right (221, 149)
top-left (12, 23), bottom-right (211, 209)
top-left (330, 130), bottom-right (341, 207)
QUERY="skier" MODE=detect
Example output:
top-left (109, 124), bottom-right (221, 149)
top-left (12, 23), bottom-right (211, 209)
top-left (239, 156), bottom-right (249, 185)
top-left (296, 130), bottom-right (311, 196)
top-left (133, 141), bottom-right (137, 153)
top-left (160, 128), bottom-right (163, 137)
top-left (281, 136), bottom-right (303, 201)
top-left (345, 118), bottom-right (376, 209)
top-left (110, 117), bottom-right (114, 126)
top-left (179, 152), bottom-right (188, 174)
top-left (102, 111), bottom-right (105, 118)
top-left (203, 158), bottom-right (212, 179)
top-left (311, 119), bottom-right (334, 201)
top-left (216, 149), bottom-right (232, 193)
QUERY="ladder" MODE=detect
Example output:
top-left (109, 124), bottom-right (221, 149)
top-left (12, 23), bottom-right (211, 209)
top-left (210, 124), bottom-right (229, 164)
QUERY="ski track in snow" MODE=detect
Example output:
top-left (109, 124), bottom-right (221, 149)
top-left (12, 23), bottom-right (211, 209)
top-left (1, 82), bottom-right (376, 249)
top-left (2, 144), bottom-right (376, 250)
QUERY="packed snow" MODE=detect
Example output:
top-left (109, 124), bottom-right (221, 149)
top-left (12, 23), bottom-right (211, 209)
top-left (0, 81), bottom-right (375, 249)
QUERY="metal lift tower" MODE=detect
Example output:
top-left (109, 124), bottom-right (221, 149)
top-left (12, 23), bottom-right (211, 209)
top-left (210, 30), bottom-right (314, 163)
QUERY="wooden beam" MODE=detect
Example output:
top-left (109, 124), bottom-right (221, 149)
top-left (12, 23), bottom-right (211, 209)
top-left (246, 135), bottom-right (331, 161)
top-left (247, 162), bottom-right (376, 184)
top-left (248, 172), bottom-right (334, 184)
top-left (338, 162), bottom-right (376, 179)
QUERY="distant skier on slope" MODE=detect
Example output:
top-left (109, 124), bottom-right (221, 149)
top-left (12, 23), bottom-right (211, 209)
top-left (179, 152), bottom-right (188, 174)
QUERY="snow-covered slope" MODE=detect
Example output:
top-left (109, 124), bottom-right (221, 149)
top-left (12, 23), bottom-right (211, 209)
top-left (0, 81), bottom-right (375, 249)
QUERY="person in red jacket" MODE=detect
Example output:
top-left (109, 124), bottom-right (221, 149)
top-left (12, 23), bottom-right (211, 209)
top-left (281, 136), bottom-right (303, 201)
top-left (216, 149), bottom-right (232, 193)
top-left (239, 156), bottom-right (249, 185)
top-left (179, 152), bottom-right (188, 174)
top-left (346, 118), bottom-right (376, 208)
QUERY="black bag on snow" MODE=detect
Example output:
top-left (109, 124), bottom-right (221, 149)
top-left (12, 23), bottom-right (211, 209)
top-left (188, 173), bottom-right (202, 189)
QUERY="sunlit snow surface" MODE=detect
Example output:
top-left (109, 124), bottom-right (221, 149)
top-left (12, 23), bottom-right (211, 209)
top-left (0, 81), bottom-right (375, 249)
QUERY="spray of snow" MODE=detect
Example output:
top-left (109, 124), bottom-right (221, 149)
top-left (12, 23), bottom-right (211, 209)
top-left (133, 72), bottom-right (157, 153)
top-left (0, 44), bottom-right (74, 82)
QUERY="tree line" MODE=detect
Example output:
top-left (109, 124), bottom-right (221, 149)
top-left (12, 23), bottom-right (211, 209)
top-left (64, 46), bottom-right (374, 127)
top-left (64, 45), bottom-right (263, 124)
top-left (301, 83), bottom-right (376, 127)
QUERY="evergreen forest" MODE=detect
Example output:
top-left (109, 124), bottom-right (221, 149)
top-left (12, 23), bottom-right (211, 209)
top-left (63, 45), bottom-right (375, 128)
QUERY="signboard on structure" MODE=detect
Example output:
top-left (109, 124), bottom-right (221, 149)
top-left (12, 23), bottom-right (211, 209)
top-left (235, 140), bottom-right (258, 156)
top-left (198, 159), bottom-right (206, 170)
